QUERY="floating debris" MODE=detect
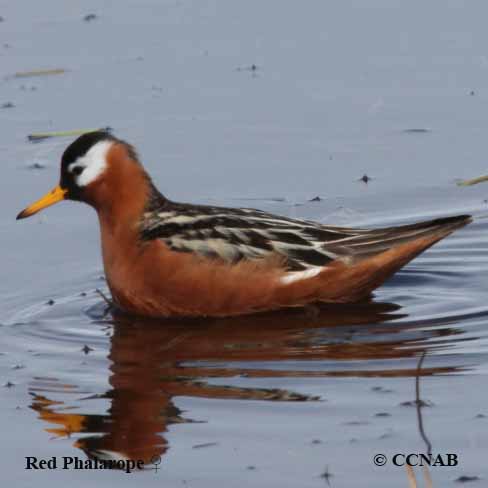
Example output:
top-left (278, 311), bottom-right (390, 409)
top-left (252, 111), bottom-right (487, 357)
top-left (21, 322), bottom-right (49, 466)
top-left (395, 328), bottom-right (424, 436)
top-left (400, 399), bottom-right (434, 407)
top-left (403, 128), bottom-right (431, 134)
top-left (231, 197), bottom-right (286, 203)
top-left (236, 64), bottom-right (259, 72)
top-left (12, 68), bottom-right (66, 79)
top-left (374, 412), bottom-right (391, 417)
top-left (358, 174), bottom-right (372, 184)
top-left (246, 466), bottom-right (256, 471)
top-left (11, 364), bottom-right (25, 370)
top-left (83, 13), bottom-right (97, 22)
top-left (470, 90), bottom-right (476, 96)
top-left (27, 127), bottom-right (111, 142)
top-left (4, 381), bottom-right (15, 388)
top-left (0, 16), bottom-right (4, 22)
top-left (474, 413), bottom-right (487, 419)
top-left (311, 439), bottom-right (323, 445)
top-left (457, 175), bottom-right (488, 187)
top-left (80, 292), bottom-right (87, 297)
top-left (1, 102), bottom-right (14, 109)
top-left (27, 162), bottom-right (46, 170)
top-left (192, 442), bottom-right (219, 449)
top-left (320, 466), bottom-right (333, 486)
top-left (455, 475), bottom-right (481, 483)
top-left (371, 385), bottom-right (394, 393)
top-left (309, 196), bottom-right (323, 202)
top-left (342, 420), bottom-right (369, 426)
top-left (81, 345), bottom-right (93, 354)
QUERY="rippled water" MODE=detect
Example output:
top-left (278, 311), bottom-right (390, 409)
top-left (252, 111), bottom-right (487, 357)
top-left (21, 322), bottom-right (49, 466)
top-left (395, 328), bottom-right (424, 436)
top-left (3, 1), bottom-right (488, 486)
top-left (2, 190), bottom-right (488, 487)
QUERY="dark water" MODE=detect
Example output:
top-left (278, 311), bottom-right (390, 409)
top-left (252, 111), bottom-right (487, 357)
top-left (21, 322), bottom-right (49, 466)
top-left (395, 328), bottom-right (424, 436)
top-left (3, 1), bottom-right (488, 487)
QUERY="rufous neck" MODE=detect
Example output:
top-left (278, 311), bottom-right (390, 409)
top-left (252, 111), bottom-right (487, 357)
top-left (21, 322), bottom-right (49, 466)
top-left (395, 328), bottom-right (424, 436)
top-left (88, 146), bottom-right (154, 238)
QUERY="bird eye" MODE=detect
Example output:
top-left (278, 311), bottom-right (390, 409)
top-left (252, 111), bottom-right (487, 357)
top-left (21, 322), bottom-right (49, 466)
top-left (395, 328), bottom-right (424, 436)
top-left (72, 166), bottom-right (84, 176)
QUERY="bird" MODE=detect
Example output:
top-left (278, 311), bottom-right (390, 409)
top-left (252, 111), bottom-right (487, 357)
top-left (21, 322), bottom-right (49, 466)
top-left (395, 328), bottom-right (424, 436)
top-left (17, 131), bottom-right (472, 318)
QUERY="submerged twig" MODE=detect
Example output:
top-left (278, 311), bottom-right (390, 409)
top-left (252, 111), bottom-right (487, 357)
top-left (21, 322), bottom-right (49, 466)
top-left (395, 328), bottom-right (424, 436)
top-left (95, 289), bottom-right (116, 318)
top-left (95, 288), bottom-right (113, 306)
top-left (416, 351), bottom-right (432, 455)
top-left (406, 355), bottom-right (434, 488)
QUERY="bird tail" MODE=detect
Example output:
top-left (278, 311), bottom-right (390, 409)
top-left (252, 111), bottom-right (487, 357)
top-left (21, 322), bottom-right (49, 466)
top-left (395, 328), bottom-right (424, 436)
top-left (320, 214), bottom-right (472, 302)
top-left (278, 214), bottom-right (472, 305)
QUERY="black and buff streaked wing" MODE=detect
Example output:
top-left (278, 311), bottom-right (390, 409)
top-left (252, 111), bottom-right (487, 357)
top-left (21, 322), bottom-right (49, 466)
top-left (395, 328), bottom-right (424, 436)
top-left (139, 199), bottom-right (465, 272)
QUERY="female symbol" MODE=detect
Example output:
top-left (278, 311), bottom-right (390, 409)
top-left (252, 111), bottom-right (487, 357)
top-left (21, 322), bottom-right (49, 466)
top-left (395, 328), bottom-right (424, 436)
top-left (150, 455), bottom-right (162, 472)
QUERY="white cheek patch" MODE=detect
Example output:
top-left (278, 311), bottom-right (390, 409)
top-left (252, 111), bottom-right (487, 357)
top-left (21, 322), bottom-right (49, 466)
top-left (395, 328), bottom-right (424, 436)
top-left (69, 140), bottom-right (113, 187)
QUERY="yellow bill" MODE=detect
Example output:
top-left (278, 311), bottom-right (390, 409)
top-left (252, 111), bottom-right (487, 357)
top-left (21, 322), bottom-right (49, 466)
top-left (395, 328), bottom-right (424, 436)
top-left (16, 185), bottom-right (67, 220)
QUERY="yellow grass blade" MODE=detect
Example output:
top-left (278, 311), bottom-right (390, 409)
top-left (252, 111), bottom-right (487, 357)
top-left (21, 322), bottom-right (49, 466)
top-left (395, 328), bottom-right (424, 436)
top-left (27, 127), bottom-right (111, 142)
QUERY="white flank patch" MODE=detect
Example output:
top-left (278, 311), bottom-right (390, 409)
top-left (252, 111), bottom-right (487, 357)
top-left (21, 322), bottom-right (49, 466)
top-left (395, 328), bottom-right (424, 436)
top-left (69, 140), bottom-right (113, 187)
top-left (280, 266), bottom-right (323, 285)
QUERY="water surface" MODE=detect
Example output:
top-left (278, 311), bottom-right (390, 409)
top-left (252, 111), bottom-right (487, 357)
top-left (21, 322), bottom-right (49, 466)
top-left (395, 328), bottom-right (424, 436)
top-left (2, 1), bottom-right (488, 487)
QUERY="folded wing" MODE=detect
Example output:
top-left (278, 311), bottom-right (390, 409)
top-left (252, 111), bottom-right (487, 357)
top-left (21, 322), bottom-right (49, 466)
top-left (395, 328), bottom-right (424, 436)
top-left (140, 201), bottom-right (471, 272)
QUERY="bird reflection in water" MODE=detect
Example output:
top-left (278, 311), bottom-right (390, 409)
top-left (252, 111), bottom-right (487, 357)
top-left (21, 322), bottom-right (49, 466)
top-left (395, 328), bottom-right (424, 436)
top-left (29, 301), bottom-right (461, 466)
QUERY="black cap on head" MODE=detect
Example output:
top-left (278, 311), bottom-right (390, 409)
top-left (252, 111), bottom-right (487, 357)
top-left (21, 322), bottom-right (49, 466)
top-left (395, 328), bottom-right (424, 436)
top-left (58, 130), bottom-right (118, 200)
top-left (61, 130), bottom-right (117, 171)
